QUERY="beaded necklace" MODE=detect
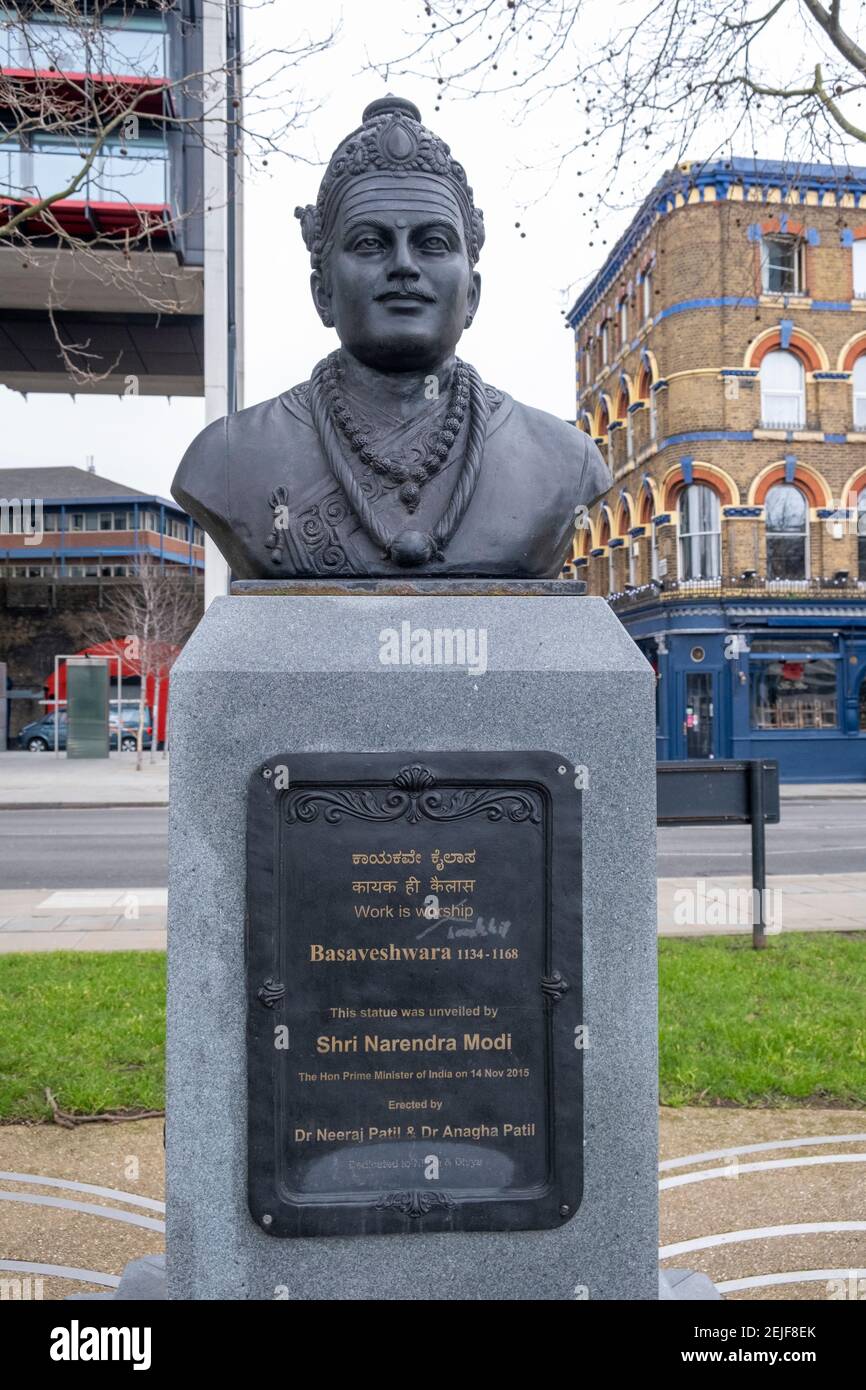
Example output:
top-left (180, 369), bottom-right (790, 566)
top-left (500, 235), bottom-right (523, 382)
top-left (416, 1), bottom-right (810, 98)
top-left (319, 351), bottom-right (469, 513)
top-left (305, 352), bottom-right (490, 568)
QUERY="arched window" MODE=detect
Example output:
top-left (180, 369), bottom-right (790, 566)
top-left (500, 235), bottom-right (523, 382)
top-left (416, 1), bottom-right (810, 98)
top-left (641, 264), bottom-right (653, 322)
top-left (678, 484), bottom-right (721, 581)
top-left (853, 241), bottom-right (866, 299)
top-left (614, 384), bottom-right (630, 461)
top-left (628, 536), bottom-right (638, 586)
top-left (853, 356), bottom-right (866, 429)
top-left (766, 483), bottom-right (808, 580)
top-left (598, 515), bottom-right (613, 595)
top-left (858, 489), bottom-right (866, 582)
top-left (760, 350), bottom-right (805, 428)
top-left (618, 296), bottom-right (628, 348)
top-left (636, 360), bottom-right (657, 444)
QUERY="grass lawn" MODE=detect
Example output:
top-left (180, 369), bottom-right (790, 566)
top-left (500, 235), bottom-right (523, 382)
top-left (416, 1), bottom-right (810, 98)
top-left (0, 951), bottom-right (165, 1123)
top-left (660, 932), bottom-right (866, 1107)
top-left (0, 935), bottom-right (864, 1120)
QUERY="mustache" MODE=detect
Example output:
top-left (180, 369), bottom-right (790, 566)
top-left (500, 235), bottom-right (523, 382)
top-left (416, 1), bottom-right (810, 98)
top-left (375, 284), bottom-right (437, 302)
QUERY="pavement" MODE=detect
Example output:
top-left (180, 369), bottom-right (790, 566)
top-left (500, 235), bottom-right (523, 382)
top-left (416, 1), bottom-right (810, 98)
top-left (659, 1106), bottom-right (866, 1301)
top-left (0, 751), bottom-right (168, 808)
top-left (0, 889), bottom-right (167, 952)
top-left (0, 874), bottom-right (862, 950)
top-left (657, 872), bottom-right (866, 936)
top-left (1, 1107), bottom-right (862, 1300)
top-left (0, 750), bottom-right (863, 809)
top-left (780, 783), bottom-right (866, 799)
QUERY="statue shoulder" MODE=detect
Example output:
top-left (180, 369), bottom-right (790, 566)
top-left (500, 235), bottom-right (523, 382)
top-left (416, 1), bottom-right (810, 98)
top-left (502, 397), bottom-right (612, 505)
top-left (172, 415), bottom-right (229, 527)
top-left (172, 390), bottom-right (313, 525)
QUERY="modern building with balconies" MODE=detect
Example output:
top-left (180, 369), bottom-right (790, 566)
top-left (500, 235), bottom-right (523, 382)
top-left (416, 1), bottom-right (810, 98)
top-left (566, 158), bottom-right (866, 781)
top-left (0, 1), bottom-right (204, 394)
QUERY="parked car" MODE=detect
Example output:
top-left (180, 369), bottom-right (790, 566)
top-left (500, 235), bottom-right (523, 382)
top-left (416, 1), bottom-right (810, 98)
top-left (18, 704), bottom-right (153, 752)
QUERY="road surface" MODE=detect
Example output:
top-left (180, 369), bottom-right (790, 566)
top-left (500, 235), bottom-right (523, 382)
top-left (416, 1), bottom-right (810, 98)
top-left (0, 800), bottom-right (864, 889)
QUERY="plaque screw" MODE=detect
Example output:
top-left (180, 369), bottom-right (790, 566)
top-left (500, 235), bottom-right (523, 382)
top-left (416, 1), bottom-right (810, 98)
top-left (262, 1213), bottom-right (273, 1226)
top-left (559, 1204), bottom-right (570, 1217)
top-left (262, 767), bottom-right (273, 780)
top-left (557, 765), bottom-right (567, 775)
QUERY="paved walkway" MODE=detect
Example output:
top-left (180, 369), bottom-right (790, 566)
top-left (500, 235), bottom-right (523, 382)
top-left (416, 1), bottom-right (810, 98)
top-left (1, 1108), bottom-right (862, 1299)
top-left (658, 872), bottom-right (866, 937)
top-left (0, 874), bottom-right (862, 950)
top-left (0, 750), bottom-right (863, 810)
top-left (780, 783), bottom-right (866, 800)
top-left (0, 751), bottom-right (168, 808)
top-left (0, 889), bottom-right (167, 952)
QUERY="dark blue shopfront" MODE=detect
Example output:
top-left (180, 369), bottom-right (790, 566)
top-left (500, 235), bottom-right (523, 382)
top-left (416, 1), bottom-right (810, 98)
top-left (622, 598), bottom-right (866, 782)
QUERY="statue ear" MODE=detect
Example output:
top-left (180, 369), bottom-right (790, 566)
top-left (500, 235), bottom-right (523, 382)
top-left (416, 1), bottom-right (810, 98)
top-left (465, 270), bottom-right (481, 328)
top-left (310, 271), bottom-right (334, 328)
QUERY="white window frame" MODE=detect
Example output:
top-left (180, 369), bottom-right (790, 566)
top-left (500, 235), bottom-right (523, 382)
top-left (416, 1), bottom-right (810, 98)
top-left (677, 484), bottom-right (721, 582)
top-left (852, 241), bottom-right (866, 299)
top-left (642, 268), bottom-right (653, 321)
top-left (619, 297), bottom-right (628, 348)
top-left (761, 236), bottom-right (804, 295)
top-left (765, 483), bottom-right (810, 582)
top-left (760, 349), bottom-right (806, 429)
top-left (853, 356), bottom-right (866, 429)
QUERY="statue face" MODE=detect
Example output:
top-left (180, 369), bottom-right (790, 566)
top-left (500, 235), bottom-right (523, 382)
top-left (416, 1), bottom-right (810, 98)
top-left (311, 173), bottom-right (481, 373)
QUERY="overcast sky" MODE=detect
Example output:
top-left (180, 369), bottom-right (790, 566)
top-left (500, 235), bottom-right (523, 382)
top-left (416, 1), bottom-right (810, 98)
top-left (0, 0), bottom-right (853, 502)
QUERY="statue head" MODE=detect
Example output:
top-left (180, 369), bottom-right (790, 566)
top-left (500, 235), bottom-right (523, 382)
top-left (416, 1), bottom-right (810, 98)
top-left (295, 97), bottom-right (484, 373)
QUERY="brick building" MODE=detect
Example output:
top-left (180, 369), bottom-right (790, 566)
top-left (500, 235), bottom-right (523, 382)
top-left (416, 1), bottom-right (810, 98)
top-left (566, 158), bottom-right (866, 782)
top-left (0, 465), bottom-right (203, 738)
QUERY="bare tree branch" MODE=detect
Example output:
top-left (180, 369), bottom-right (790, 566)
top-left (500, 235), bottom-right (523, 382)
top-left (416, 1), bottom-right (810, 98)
top-left (373, 0), bottom-right (866, 236)
top-left (0, 2), bottom-right (337, 383)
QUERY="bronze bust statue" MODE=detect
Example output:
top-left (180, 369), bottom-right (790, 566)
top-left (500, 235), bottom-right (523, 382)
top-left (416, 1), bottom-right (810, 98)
top-left (172, 96), bottom-right (610, 578)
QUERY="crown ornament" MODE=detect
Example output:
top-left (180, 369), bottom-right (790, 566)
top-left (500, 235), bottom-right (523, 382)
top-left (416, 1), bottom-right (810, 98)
top-left (294, 95), bottom-right (485, 270)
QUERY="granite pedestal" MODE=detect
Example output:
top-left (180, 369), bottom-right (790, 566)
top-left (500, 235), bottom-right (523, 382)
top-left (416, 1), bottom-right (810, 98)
top-left (166, 592), bottom-right (658, 1299)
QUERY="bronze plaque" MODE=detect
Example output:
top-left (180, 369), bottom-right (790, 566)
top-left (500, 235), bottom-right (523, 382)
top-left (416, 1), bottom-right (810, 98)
top-left (247, 751), bottom-right (582, 1238)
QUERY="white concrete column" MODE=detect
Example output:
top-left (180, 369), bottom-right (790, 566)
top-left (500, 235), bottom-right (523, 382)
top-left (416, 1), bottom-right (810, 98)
top-left (201, 0), bottom-right (237, 607)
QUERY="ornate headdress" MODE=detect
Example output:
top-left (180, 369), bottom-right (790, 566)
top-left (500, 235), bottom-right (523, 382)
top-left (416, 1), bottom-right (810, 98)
top-left (295, 95), bottom-right (486, 270)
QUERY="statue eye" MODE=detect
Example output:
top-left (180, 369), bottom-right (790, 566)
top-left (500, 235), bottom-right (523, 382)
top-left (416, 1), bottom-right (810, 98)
top-left (352, 234), bottom-right (385, 252)
top-left (422, 235), bottom-right (450, 251)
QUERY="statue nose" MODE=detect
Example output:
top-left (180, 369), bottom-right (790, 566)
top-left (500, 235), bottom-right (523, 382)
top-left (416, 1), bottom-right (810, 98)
top-left (387, 232), bottom-right (421, 279)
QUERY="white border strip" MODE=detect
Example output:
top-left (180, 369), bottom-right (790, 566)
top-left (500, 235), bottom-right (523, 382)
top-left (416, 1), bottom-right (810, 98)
top-left (661, 1222), bottom-right (866, 1258)
top-left (715, 1268), bottom-right (866, 1294)
top-left (0, 1191), bottom-right (164, 1232)
top-left (0, 1260), bottom-right (120, 1288)
top-left (660, 1134), bottom-right (866, 1171)
top-left (661, 1153), bottom-right (866, 1189)
top-left (0, 1171), bottom-right (165, 1212)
